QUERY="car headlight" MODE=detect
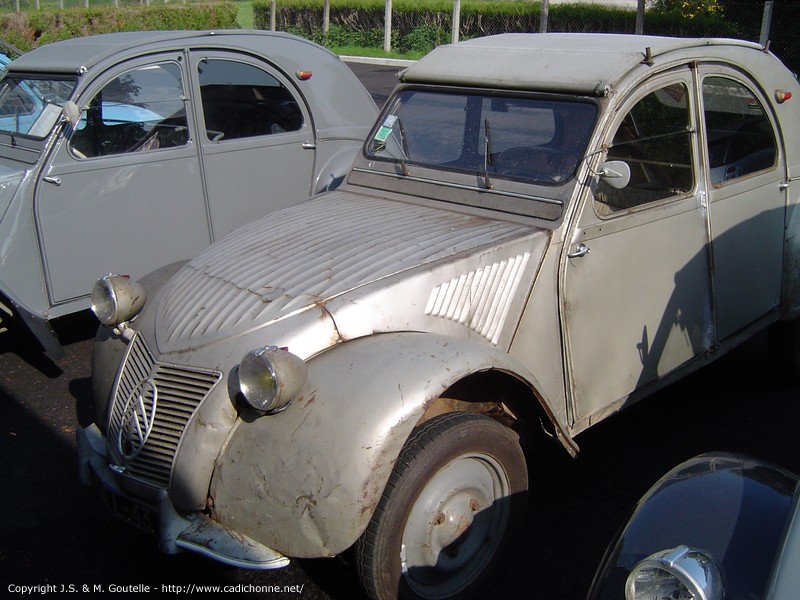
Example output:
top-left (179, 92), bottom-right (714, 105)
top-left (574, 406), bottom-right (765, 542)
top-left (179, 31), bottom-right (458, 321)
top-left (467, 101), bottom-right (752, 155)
top-left (91, 274), bottom-right (146, 327)
top-left (239, 346), bottom-right (307, 413)
top-left (626, 546), bottom-right (723, 600)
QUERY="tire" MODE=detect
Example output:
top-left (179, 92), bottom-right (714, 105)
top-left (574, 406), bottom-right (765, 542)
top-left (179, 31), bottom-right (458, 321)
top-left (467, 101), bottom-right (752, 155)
top-left (0, 298), bottom-right (12, 335)
top-left (355, 412), bottom-right (528, 600)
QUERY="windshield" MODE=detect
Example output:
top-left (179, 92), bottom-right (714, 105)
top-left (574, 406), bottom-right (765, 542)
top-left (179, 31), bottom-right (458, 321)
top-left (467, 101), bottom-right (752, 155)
top-left (366, 89), bottom-right (598, 186)
top-left (0, 75), bottom-right (76, 138)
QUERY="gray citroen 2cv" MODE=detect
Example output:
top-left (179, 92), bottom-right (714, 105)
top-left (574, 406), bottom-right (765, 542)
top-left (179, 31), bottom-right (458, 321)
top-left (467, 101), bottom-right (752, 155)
top-left (0, 30), bottom-right (377, 356)
top-left (80, 34), bottom-right (800, 600)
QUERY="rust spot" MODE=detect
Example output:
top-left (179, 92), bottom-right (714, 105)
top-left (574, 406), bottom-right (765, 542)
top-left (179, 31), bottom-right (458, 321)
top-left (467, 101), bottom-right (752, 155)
top-left (313, 299), bottom-right (344, 342)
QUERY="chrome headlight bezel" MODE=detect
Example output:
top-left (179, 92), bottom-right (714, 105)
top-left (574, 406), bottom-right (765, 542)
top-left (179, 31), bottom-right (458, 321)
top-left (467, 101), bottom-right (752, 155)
top-left (238, 346), bottom-right (308, 413)
top-left (626, 546), bottom-right (724, 600)
top-left (91, 274), bottom-right (146, 327)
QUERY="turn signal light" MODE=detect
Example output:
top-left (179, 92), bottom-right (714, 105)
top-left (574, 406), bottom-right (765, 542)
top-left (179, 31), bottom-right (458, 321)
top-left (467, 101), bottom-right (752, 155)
top-left (775, 90), bottom-right (792, 103)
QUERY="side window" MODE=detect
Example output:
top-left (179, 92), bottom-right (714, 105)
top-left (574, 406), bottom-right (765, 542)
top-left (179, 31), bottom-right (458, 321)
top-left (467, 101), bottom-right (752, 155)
top-left (197, 59), bottom-right (303, 141)
top-left (69, 62), bottom-right (188, 158)
top-left (595, 82), bottom-right (694, 215)
top-left (703, 76), bottom-right (777, 184)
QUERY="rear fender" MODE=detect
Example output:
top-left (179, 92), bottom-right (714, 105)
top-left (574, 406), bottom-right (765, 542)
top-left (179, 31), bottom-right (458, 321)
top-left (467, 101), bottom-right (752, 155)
top-left (210, 331), bottom-right (571, 558)
top-left (311, 140), bottom-right (363, 193)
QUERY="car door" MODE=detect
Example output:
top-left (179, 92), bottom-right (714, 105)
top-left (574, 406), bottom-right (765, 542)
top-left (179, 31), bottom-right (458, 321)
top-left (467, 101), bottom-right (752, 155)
top-left (561, 71), bottom-right (715, 425)
top-left (699, 70), bottom-right (786, 340)
top-left (188, 51), bottom-right (315, 240)
top-left (35, 55), bottom-right (210, 306)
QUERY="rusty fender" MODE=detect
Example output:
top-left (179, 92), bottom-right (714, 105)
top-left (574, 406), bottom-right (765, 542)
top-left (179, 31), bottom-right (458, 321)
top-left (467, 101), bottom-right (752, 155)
top-left (209, 331), bottom-right (557, 559)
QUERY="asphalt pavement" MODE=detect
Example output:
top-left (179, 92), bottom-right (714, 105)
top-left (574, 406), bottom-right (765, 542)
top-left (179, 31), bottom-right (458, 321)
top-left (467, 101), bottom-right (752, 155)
top-left (2, 62), bottom-right (800, 600)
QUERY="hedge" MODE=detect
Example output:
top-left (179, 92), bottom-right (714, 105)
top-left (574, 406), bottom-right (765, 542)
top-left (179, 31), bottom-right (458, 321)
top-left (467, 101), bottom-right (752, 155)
top-left (0, 3), bottom-right (238, 53)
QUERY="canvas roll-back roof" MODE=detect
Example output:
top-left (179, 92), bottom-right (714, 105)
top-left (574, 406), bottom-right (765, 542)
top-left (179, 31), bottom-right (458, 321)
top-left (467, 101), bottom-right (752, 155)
top-left (7, 29), bottom-right (335, 75)
top-left (400, 33), bottom-right (765, 95)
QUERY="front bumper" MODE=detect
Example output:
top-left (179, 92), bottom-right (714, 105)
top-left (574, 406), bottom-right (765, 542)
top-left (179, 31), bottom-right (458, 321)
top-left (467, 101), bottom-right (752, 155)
top-left (77, 422), bottom-right (289, 570)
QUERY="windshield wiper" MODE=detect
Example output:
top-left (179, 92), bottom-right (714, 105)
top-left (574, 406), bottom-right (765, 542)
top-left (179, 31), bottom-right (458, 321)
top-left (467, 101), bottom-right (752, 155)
top-left (483, 118), bottom-right (493, 189)
top-left (396, 117), bottom-right (410, 176)
top-left (370, 114), bottom-right (411, 176)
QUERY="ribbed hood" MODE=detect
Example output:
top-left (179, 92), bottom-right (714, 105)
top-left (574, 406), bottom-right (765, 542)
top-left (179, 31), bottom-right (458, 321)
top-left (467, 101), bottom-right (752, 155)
top-left (153, 191), bottom-right (543, 354)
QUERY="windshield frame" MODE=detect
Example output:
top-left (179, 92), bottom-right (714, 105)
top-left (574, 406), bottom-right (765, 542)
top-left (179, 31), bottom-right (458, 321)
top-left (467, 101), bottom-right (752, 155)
top-left (354, 84), bottom-right (600, 223)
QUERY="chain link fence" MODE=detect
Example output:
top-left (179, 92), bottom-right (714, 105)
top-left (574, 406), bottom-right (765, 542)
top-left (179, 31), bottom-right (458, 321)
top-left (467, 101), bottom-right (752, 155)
top-left (0, 0), bottom-right (796, 73)
top-left (264, 0), bottom-right (798, 74)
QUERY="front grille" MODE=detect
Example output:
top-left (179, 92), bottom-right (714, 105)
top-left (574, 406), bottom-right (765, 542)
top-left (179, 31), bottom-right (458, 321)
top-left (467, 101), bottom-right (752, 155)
top-left (106, 333), bottom-right (222, 488)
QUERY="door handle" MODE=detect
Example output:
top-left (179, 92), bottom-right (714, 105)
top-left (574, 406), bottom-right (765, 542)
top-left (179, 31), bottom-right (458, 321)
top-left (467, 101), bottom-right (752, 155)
top-left (568, 243), bottom-right (590, 258)
top-left (43, 176), bottom-right (61, 186)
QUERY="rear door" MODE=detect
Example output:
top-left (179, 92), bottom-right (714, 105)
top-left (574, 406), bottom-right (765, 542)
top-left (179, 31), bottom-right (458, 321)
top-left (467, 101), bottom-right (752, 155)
top-left (699, 69), bottom-right (786, 339)
top-left (188, 51), bottom-right (315, 240)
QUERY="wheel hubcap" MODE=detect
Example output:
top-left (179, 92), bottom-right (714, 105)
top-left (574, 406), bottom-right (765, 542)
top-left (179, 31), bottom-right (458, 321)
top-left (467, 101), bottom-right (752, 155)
top-left (401, 453), bottom-right (511, 596)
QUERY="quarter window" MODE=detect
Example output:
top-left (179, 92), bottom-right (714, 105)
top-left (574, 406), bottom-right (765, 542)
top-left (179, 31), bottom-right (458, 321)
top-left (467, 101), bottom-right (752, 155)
top-left (69, 62), bottom-right (188, 158)
top-left (595, 82), bottom-right (694, 215)
top-left (197, 59), bottom-right (303, 141)
top-left (702, 76), bottom-right (777, 184)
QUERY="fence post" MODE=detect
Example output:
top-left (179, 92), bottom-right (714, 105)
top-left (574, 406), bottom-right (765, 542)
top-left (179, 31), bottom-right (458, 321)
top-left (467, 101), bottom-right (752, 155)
top-left (760, 0), bottom-right (773, 47)
top-left (452, 0), bottom-right (461, 44)
top-left (324, 0), bottom-right (330, 36)
top-left (540, 0), bottom-right (549, 33)
top-left (384, 0), bottom-right (392, 52)
top-left (270, 0), bottom-right (276, 31)
top-left (636, 0), bottom-right (645, 34)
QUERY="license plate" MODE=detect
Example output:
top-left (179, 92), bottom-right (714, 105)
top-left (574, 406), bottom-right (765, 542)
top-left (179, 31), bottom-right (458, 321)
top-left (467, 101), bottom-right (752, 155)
top-left (98, 483), bottom-right (157, 535)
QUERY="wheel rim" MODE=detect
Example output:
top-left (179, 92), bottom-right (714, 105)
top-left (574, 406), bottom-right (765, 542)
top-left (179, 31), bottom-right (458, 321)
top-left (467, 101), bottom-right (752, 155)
top-left (400, 452), bottom-right (511, 598)
top-left (0, 300), bottom-right (12, 335)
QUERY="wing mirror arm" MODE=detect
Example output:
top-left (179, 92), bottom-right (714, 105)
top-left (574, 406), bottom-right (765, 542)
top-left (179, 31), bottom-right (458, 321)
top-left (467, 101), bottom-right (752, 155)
top-left (61, 100), bottom-right (82, 128)
top-left (597, 160), bottom-right (631, 189)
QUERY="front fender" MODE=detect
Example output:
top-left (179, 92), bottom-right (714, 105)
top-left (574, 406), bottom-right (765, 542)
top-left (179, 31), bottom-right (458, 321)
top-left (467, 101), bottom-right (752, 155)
top-left (209, 331), bottom-right (563, 558)
top-left (311, 140), bottom-right (362, 194)
top-left (587, 453), bottom-right (798, 600)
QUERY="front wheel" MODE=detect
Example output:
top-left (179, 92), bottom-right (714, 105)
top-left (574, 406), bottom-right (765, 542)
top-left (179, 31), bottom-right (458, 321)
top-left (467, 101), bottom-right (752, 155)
top-left (355, 411), bottom-right (528, 600)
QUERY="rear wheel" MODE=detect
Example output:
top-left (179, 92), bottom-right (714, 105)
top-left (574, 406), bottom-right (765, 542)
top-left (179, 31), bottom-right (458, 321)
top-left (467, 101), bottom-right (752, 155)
top-left (356, 411), bottom-right (528, 600)
top-left (0, 298), bottom-right (12, 335)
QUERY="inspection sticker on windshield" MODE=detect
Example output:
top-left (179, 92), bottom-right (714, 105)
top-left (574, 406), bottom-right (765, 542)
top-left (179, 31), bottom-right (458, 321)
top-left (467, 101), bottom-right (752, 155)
top-left (374, 115), bottom-right (398, 142)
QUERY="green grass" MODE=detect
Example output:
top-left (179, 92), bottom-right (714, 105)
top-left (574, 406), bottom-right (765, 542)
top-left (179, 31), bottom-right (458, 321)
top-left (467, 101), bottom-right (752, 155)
top-left (235, 0), bottom-right (253, 28)
top-left (328, 45), bottom-right (427, 60)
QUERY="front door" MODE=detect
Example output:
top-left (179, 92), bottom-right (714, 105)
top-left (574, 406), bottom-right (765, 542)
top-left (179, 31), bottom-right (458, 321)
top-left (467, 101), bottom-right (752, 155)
top-left (36, 55), bottom-right (210, 305)
top-left (561, 71), bottom-right (714, 425)
top-left (188, 51), bottom-right (316, 240)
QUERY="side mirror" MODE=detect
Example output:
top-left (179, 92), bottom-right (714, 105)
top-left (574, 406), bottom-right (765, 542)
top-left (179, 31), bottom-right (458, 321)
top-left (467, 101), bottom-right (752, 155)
top-left (62, 100), bottom-right (82, 127)
top-left (598, 160), bottom-right (631, 189)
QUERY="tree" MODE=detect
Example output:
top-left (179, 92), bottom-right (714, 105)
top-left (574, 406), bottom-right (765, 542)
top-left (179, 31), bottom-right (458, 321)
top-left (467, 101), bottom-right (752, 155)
top-left (650, 0), bottom-right (724, 18)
